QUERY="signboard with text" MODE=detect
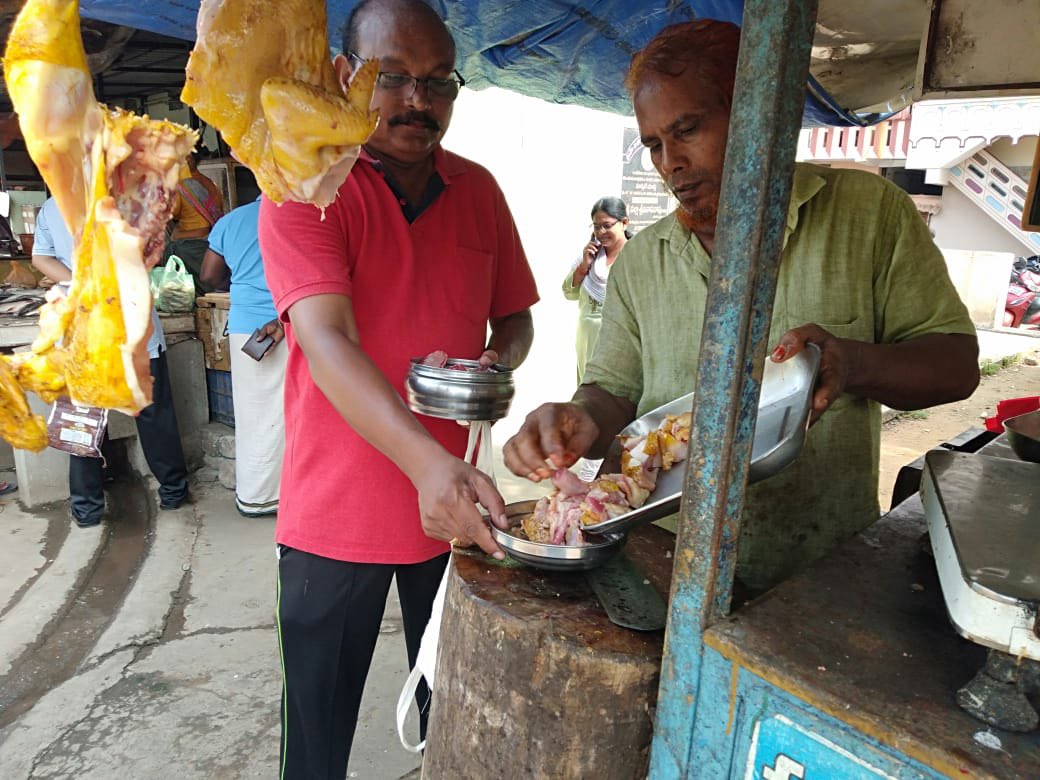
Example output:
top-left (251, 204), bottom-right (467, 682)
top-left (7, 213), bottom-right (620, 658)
top-left (621, 127), bottom-right (674, 233)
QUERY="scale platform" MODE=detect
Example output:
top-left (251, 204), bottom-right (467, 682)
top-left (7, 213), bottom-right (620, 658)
top-left (921, 450), bottom-right (1040, 661)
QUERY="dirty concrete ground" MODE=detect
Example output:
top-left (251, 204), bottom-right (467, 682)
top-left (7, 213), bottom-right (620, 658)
top-left (0, 473), bottom-right (422, 779)
top-left (0, 327), bottom-right (1037, 779)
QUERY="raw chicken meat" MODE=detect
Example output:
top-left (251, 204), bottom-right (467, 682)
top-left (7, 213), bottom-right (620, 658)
top-left (421, 350), bottom-right (450, 368)
top-left (182, 0), bottom-right (380, 208)
top-left (620, 412), bottom-right (691, 489)
top-left (420, 350), bottom-right (497, 372)
top-left (520, 412), bottom-right (693, 546)
top-left (0, 0), bottom-right (196, 450)
top-left (521, 468), bottom-right (650, 546)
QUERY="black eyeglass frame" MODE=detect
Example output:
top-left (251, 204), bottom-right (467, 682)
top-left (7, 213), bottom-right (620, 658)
top-left (348, 52), bottom-right (466, 100)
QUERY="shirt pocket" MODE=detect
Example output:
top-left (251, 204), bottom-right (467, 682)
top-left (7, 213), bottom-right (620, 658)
top-left (445, 247), bottom-right (494, 327)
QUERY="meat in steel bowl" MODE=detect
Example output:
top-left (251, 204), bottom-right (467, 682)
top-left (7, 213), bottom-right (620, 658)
top-left (405, 355), bottom-right (515, 421)
top-left (489, 500), bottom-right (626, 572)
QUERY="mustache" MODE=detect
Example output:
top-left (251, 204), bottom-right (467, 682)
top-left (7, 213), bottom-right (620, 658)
top-left (388, 111), bottom-right (441, 131)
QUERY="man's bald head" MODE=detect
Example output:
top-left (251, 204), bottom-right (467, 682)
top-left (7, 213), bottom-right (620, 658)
top-left (341, 0), bottom-right (455, 61)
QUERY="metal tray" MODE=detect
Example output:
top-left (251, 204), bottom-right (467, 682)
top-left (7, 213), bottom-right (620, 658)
top-left (490, 500), bottom-right (627, 571)
top-left (583, 344), bottom-right (820, 537)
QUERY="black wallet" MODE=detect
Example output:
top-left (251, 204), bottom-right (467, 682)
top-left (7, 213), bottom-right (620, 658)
top-left (241, 328), bottom-right (275, 361)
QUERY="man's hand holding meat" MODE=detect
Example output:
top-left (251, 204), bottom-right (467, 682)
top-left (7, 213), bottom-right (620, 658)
top-left (504, 402), bottom-right (600, 480)
top-left (504, 385), bottom-right (634, 482)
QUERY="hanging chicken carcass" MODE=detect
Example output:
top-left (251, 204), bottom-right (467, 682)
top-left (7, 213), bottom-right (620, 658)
top-left (0, 0), bottom-right (197, 450)
top-left (181, 0), bottom-right (380, 209)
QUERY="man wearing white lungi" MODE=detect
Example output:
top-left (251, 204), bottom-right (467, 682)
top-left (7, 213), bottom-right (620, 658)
top-left (201, 197), bottom-right (285, 516)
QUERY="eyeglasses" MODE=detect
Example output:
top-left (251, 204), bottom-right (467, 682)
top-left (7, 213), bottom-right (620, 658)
top-left (349, 52), bottom-right (465, 101)
top-left (590, 220), bottom-right (620, 233)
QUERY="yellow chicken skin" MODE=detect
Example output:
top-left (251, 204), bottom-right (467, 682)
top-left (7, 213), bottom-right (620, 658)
top-left (2, 0), bottom-right (100, 239)
top-left (182, 0), bottom-right (380, 208)
top-left (6, 350), bottom-right (68, 405)
top-left (0, 0), bottom-right (197, 448)
top-left (0, 358), bottom-right (47, 452)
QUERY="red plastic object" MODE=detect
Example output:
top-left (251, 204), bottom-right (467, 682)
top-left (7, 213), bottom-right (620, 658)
top-left (984, 396), bottom-right (1040, 433)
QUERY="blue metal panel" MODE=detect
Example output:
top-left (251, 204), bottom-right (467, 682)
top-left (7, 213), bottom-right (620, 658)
top-left (690, 646), bottom-right (948, 779)
top-left (649, 0), bottom-right (820, 775)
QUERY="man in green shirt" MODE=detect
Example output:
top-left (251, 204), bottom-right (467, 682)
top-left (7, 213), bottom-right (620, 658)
top-left (503, 19), bottom-right (980, 594)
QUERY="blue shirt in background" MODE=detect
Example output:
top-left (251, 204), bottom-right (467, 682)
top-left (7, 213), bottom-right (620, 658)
top-left (208, 197), bottom-right (277, 334)
top-left (34, 198), bottom-right (165, 358)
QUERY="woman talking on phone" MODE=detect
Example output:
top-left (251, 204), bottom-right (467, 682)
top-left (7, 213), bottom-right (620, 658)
top-left (563, 196), bottom-right (632, 384)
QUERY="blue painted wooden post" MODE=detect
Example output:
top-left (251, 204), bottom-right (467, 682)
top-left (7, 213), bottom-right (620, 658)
top-left (649, 0), bottom-right (820, 775)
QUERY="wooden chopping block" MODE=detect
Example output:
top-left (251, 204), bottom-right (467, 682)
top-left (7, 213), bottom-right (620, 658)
top-left (423, 525), bottom-right (675, 779)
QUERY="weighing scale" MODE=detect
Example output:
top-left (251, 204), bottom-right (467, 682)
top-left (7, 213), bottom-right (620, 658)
top-left (921, 449), bottom-right (1040, 734)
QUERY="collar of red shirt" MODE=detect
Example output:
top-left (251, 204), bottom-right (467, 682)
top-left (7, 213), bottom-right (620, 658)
top-left (358, 144), bottom-right (465, 185)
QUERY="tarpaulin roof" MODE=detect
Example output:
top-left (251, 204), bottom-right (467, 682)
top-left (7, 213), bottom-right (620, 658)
top-left (78, 0), bottom-right (912, 127)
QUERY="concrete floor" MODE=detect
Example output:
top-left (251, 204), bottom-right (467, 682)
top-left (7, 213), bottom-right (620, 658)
top-left (0, 476), bottom-right (422, 779)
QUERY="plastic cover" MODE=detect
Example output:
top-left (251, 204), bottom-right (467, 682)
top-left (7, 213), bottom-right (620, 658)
top-left (80, 0), bottom-right (875, 126)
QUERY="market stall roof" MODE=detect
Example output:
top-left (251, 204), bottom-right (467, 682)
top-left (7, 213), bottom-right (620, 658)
top-left (0, 16), bottom-right (192, 115)
top-left (69, 0), bottom-right (926, 127)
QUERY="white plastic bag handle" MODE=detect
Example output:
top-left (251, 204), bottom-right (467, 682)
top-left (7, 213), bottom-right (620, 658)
top-left (396, 665), bottom-right (427, 753)
top-left (463, 420), bottom-right (495, 484)
top-left (396, 560), bottom-right (452, 753)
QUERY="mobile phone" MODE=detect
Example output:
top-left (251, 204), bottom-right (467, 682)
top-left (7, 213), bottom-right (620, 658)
top-left (241, 328), bottom-right (275, 361)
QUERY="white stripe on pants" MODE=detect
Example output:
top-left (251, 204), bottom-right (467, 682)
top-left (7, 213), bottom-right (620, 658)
top-left (229, 333), bottom-right (287, 514)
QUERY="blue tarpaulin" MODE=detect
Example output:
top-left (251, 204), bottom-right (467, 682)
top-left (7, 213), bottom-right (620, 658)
top-left (78, 0), bottom-right (874, 126)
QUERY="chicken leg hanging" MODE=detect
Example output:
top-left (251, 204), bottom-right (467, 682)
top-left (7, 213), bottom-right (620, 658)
top-left (182, 0), bottom-right (380, 209)
top-left (0, 0), bottom-right (197, 450)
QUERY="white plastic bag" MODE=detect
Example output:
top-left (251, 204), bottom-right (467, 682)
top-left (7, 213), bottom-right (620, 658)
top-left (150, 255), bottom-right (196, 313)
top-left (463, 420), bottom-right (495, 481)
top-left (396, 563), bottom-right (451, 753)
top-left (395, 420), bottom-right (495, 752)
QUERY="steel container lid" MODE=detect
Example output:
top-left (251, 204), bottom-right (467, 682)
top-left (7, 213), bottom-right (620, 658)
top-left (405, 357), bottom-right (516, 421)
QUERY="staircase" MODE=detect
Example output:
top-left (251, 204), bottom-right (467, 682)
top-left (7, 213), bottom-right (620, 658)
top-left (948, 149), bottom-right (1040, 256)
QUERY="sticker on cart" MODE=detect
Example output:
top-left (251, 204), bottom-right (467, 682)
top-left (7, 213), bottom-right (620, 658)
top-left (746, 714), bottom-right (898, 780)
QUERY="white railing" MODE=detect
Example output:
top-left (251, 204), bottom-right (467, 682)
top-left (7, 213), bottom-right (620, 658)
top-left (796, 110), bottom-right (912, 164)
top-left (947, 148), bottom-right (1040, 255)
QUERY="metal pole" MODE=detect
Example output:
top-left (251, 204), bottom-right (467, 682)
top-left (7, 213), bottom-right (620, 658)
top-left (649, 0), bottom-right (820, 775)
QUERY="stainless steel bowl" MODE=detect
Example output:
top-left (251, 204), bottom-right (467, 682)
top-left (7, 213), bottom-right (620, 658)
top-left (490, 500), bottom-right (627, 572)
top-left (1004, 408), bottom-right (1040, 463)
top-left (406, 358), bottom-right (515, 421)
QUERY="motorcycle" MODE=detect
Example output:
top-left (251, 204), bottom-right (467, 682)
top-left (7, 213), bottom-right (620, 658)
top-left (1004, 256), bottom-right (1040, 329)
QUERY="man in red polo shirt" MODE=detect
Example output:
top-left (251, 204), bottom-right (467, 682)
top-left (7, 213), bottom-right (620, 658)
top-left (259, 0), bottom-right (538, 775)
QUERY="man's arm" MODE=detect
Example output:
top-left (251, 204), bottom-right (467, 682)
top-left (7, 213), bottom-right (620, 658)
top-left (200, 249), bottom-right (231, 291)
top-left (31, 254), bottom-right (71, 283)
top-left (485, 309), bottom-right (533, 368)
top-left (573, 383), bottom-right (638, 459)
top-left (288, 293), bottom-right (508, 556)
top-left (503, 383), bottom-right (636, 481)
top-left (775, 326), bottom-right (979, 420)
